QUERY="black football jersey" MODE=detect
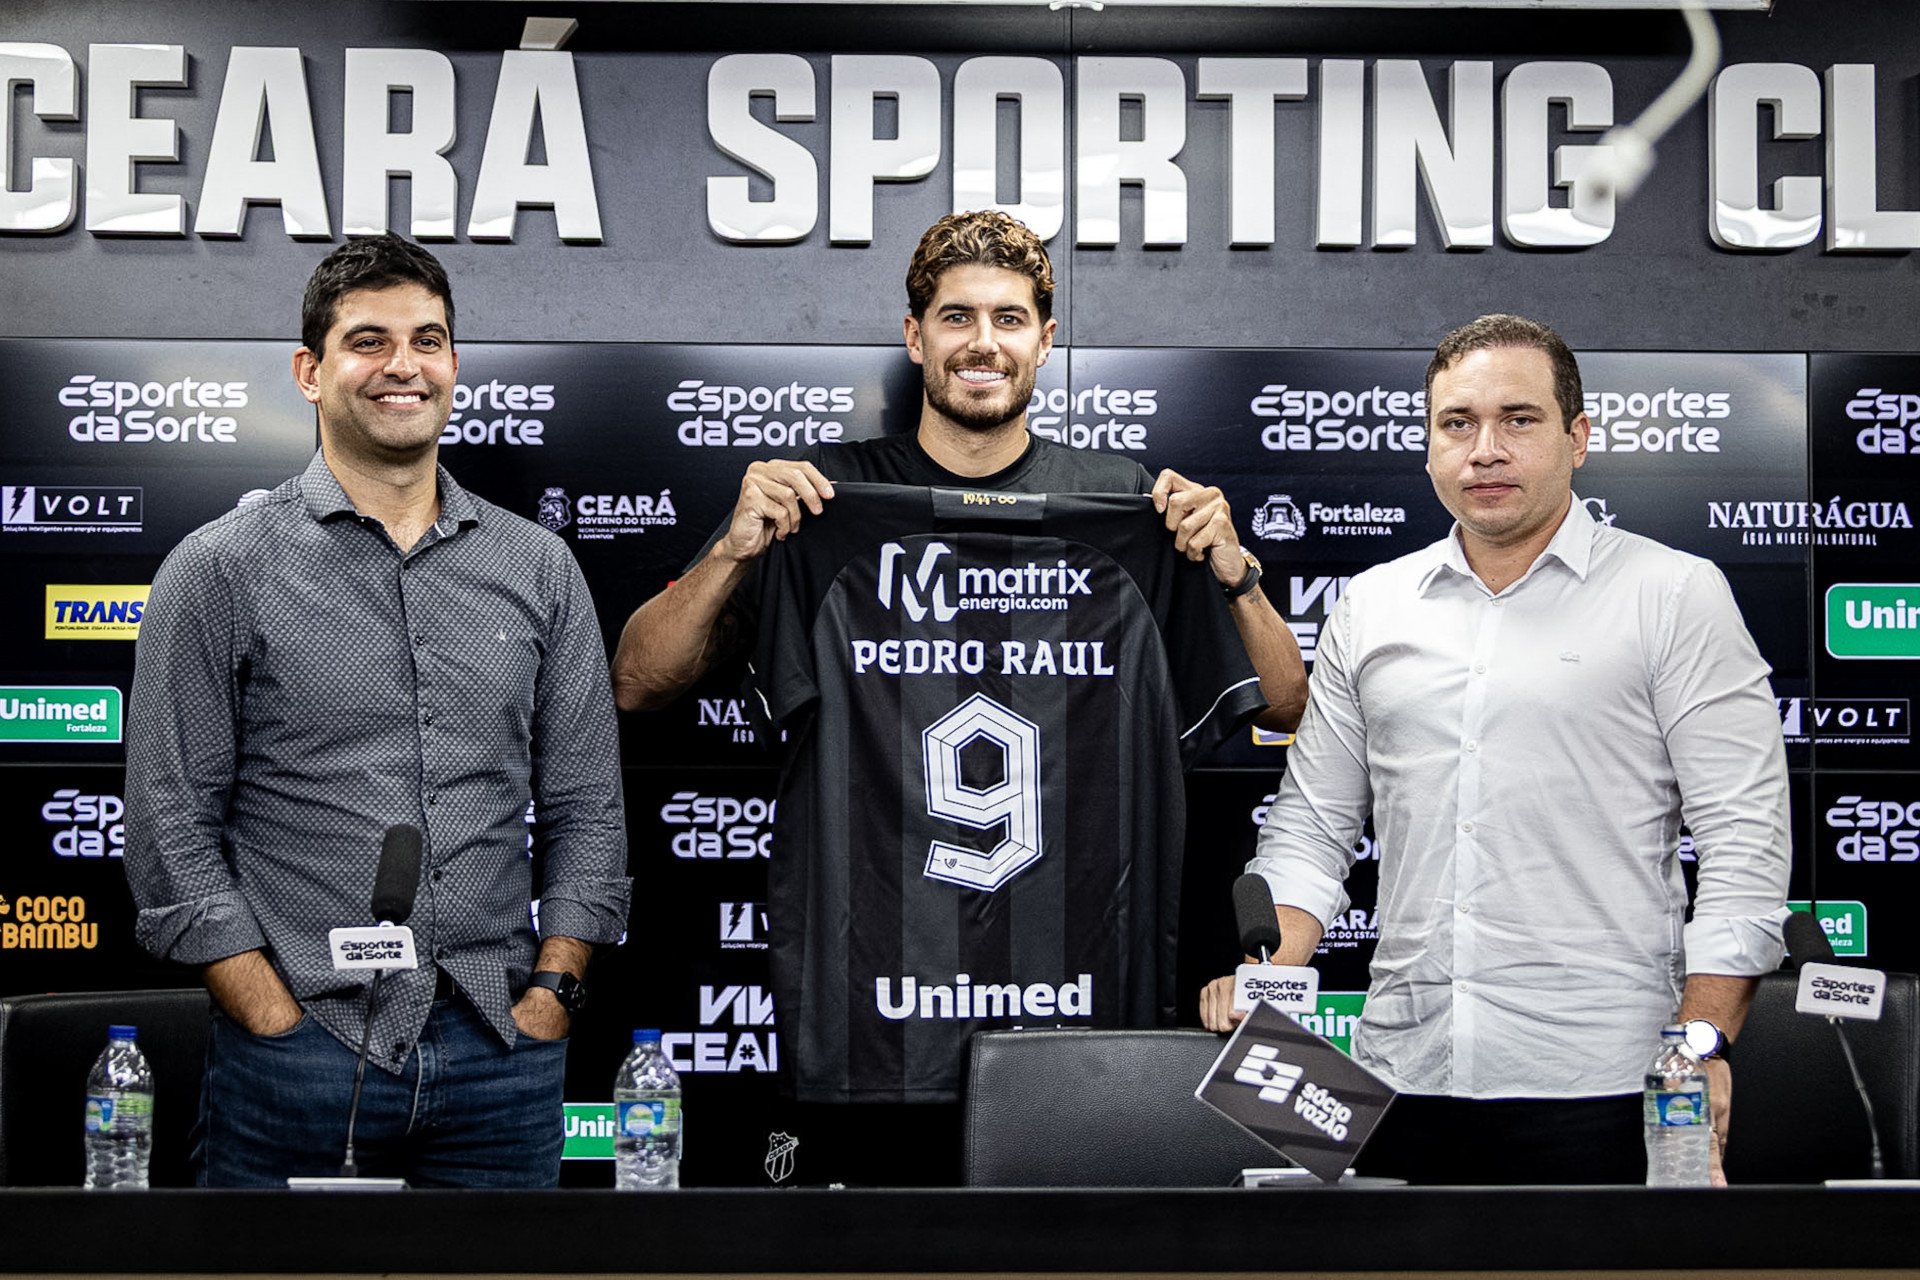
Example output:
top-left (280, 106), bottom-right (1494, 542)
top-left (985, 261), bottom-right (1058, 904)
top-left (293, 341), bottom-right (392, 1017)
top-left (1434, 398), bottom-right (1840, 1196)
top-left (749, 483), bottom-right (1265, 1102)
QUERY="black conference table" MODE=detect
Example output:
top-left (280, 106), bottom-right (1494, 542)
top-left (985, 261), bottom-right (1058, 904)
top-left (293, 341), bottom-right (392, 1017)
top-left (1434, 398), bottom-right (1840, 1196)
top-left (0, 1184), bottom-right (1916, 1276)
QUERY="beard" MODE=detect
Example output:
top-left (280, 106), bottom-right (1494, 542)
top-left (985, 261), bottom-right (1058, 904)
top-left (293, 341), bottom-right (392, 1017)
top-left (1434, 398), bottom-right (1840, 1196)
top-left (922, 359), bottom-right (1038, 433)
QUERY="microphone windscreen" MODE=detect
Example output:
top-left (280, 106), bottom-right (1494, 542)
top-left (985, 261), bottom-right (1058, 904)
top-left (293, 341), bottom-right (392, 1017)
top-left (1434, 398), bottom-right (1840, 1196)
top-left (371, 824), bottom-right (424, 926)
top-left (1784, 910), bottom-right (1836, 970)
top-left (1232, 873), bottom-right (1282, 958)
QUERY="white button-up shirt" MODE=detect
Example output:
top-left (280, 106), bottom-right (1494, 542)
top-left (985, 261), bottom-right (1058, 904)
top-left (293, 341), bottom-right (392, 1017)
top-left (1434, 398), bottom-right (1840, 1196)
top-left (1250, 498), bottom-right (1790, 1098)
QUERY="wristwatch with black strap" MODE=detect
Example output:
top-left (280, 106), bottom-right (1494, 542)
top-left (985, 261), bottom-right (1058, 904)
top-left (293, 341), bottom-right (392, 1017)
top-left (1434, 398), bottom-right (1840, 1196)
top-left (527, 969), bottom-right (588, 1014)
top-left (1223, 547), bottom-right (1263, 601)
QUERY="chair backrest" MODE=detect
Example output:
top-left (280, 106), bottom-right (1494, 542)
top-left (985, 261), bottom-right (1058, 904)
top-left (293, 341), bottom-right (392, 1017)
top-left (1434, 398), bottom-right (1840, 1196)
top-left (963, 1027), bottom-right (1278, 1186)
top-left (1724, 969), bottom-right (1919, 1182)
top-left (0, 988), bottom-right (210, 1187)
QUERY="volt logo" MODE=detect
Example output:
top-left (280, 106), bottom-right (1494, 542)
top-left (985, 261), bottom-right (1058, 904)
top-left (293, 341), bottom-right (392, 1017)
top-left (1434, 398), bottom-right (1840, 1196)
top-left (878, 541), bottom-right (956, 623)
top-left (1233, 1044), bottom-right (1305, 1103)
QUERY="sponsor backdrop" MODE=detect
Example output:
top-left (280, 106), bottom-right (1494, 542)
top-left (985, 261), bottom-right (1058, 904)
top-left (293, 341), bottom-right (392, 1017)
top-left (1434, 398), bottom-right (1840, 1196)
top-left (3, 0), bottom-right (1917, 1188)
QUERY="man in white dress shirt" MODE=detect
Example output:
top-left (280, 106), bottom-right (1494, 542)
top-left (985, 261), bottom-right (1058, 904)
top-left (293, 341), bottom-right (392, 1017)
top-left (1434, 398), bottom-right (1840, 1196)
top-left (1201, 314), bottom-right (1790, 1185)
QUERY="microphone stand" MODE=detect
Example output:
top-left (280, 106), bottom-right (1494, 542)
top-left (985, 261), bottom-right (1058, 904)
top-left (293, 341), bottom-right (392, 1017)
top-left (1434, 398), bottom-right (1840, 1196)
top-left (1827, 1015), bottom-right (1887, 1180)
top-left (341, 966), bottom-right (386, 1178)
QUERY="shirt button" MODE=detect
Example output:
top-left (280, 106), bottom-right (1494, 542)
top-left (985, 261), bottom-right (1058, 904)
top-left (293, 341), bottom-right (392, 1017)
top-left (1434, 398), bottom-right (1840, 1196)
top-left (422, 712), bottom-right (433, 726)
top-left (1458, 901), bottom-right (1471, 914)
top-left (1459, 820), bottom-right (1474, 834)
top-left (414, 634), bottom-right (426, 647)
top-left (1464, 740), bottom-right (1478, 753)
top-left (432, 868), bottom-right (445, 883)
top-left (393, 1042), bottom-right (407, 1058)
top-left (1473, 664), bottom-right (1487, 675)
top-left (1457, 981), bottom-right (1471, 994)
top-left (428, 792), bottom-right (439, 806)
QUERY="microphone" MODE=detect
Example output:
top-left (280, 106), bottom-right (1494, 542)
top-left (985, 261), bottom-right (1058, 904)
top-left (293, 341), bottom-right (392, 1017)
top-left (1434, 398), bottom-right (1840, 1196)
top-left (339, 824), bottom-right (426, 1181)
top-left (371, 824), bottom-right (423, 926)
top-left (1233, 873), bottom-right (1282, 963)
top-left (1784, 908), bottom-right (1887, 1179)
top-left (1229, 874), bottom-right (1317, 1018)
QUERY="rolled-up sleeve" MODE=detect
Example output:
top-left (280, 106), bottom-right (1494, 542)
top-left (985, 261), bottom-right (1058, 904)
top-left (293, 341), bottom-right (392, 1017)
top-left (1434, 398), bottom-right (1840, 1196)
top-left (1247, 591), bottom-right (1370, 929)
top-left (124, 534), bottom-right (267, 965)
top-left (529, 546), bottom-right (631, 944)
top-left (1655, 562), bottom-right (1791, 976)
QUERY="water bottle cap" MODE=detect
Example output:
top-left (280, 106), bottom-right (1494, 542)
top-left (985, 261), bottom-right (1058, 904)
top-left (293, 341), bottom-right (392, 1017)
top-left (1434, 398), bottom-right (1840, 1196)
top-left (108, 1024), bottom-right (137, 1040)
top-left (633, 1028), bottom-right (661, 1045)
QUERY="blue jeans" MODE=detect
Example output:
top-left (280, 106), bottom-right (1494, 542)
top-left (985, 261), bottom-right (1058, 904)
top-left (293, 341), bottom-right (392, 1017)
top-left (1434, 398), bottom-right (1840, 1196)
top-left (195, 991), bottom-right (568, 1188)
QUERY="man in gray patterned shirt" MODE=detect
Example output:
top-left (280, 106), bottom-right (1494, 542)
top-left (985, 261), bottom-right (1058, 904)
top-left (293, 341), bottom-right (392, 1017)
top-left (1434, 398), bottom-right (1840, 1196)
top-left (125, 234), bottom-right (630, 1187)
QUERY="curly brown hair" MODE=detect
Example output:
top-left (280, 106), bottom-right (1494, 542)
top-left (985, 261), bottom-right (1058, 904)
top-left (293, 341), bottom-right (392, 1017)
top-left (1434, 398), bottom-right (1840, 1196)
top-left (1426, 314), bottom-right (1584, 432)
top-left (905, 211), bottom-right (1054, 323)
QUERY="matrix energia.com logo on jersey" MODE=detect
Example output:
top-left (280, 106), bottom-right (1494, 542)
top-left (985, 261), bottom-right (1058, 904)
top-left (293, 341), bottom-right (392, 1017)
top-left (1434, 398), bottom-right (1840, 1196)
top-left (876, 541), bottom-right (1093, 623)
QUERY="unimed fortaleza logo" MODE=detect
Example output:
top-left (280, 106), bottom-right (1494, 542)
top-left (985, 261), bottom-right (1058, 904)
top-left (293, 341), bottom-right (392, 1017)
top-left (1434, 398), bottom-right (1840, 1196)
top-left (43, 788), bottom-right (125, 858)
top-left (2, 485), bottom-right (143, 535)
top-left (44, 585), bottom-right (148, 640)
top-left (1788, 900), bottom-right (1869, 958)
top-left (58, 374), bottom-right (247, 443)
top-left (0, 687), bottom-right (123, 743)
top-left (0, 894), bottom-right (98, 950)
top-left (1825, 584), bottom-right (1920, 659)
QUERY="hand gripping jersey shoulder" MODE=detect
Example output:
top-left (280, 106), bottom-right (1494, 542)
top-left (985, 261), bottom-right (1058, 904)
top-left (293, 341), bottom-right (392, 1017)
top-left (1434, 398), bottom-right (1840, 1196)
top-left (749, 483), bottom-right (1263, 1103)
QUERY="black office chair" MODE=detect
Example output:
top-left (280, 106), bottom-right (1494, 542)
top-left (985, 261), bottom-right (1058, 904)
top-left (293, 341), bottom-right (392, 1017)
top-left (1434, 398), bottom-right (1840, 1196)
top-left (963, 1027), bottom-right (1279, 1186)
top-left (1724, 970), bottom-right (1919, 1182)
top-left (0, 988), bottom-right (210, 1187)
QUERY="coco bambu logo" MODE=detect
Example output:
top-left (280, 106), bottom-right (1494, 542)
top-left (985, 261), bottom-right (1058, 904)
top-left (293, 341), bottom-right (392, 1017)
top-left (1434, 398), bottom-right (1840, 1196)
top-left (1826, 585), bottom-right (1920, 660)
top-left (0, 687), bottom-right (124, 742)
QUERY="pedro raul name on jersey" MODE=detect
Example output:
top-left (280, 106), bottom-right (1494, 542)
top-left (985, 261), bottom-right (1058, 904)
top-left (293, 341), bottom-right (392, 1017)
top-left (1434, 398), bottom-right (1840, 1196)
top-left (750, 483), bottom-right (1265, 1103)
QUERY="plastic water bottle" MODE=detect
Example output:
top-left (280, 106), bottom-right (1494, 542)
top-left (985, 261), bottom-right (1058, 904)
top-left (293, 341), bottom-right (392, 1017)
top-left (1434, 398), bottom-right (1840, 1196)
top-left (613, 1029), bottom-right (682, 1189)
top-left (1643, 1025), bottom-right (1711, 1186)
top-left (84, 1024), bottom-right (153, 1189)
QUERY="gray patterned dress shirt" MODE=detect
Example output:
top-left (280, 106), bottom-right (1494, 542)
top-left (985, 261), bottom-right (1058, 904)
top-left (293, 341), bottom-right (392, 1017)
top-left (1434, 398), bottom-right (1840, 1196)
top-left (126, 452), bottom-right (630, 1073)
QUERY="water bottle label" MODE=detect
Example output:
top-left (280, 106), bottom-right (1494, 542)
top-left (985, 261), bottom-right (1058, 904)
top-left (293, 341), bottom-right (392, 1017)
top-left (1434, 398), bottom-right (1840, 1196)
top-left (85, 1095), bottom-right (112, 1134)
top-left (618, 1099), bottom-right (681, 1138)
top-left (1651, 1090), bottom-right (1705, 1127)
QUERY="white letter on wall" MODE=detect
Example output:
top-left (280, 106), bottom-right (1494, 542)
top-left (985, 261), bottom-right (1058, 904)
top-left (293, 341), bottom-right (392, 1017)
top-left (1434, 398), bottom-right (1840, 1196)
top-left (830, 55), bottom-right (940, 245)
top-left (195, 47), bottom-right (330, 238)
top-left (1316, 60), bottom-right (1364, 248)
top-left (1196, 58), bottom-right (1308, 247)
top-left (342, 48), bottom-right (458, 238)
top-left (1709, 63), bottom-right (1821, 251)
top-left (1501, 61), bottom-right (1614, 248)
top-left (86, 43), bottom-right (187, 235)
top-left (1077, 57), bottom-right (1188, 248)
top-left (707, 53), bottom-right (816, 243)
top-left (469, 51), bottom-right (601, 243)
top-left (1373, 60), bottom-right (1493, 249)
top-left (951, 57), bottom-right (1063, 241)
top-left (0, 43), bottom-right (79, 233)
top-left (1825, 63), bottom-right (1920, 252)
